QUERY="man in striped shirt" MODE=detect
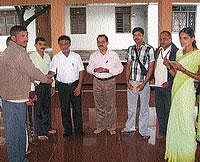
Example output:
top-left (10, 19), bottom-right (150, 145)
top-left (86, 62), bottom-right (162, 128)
top-left (122, 27), bottom-right (155, 140)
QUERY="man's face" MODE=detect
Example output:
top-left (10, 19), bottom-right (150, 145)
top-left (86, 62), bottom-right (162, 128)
top-left (133, 31), bottom-right (144, 45)
top-left (58, 40), bottom-right (71, 52)
top-left (35, 40), bottom-right (47, 54)
top-left (11, 31), bottom-right (28, 48)
top-left (160, 33), bottom-right (172, 49)
top-left (97, 36), bottom-right (108, 51)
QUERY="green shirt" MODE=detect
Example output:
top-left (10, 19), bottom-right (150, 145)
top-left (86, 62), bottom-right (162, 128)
top-left (29, 51), bottom-right (54, 87)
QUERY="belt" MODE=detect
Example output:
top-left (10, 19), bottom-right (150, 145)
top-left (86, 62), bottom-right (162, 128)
top-left (57, 80), bottom-right (78, 86)
top-left (95, 76), bottom-right (115, 81)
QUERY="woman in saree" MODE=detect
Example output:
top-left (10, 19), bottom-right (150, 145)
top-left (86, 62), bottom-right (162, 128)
top-left (164, 27), bottom-right (200, 162)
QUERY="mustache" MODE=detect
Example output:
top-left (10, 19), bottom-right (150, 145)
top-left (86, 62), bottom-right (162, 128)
top-left (40, 47), bottom-right (45, 50)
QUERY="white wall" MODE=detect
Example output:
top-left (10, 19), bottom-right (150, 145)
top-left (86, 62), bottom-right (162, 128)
top-left (65, 5), bottom-right (147, 50)
top-left (147, 3), bottom-right (158, 48)
top-left (0, 7), bottom-right (36, 52)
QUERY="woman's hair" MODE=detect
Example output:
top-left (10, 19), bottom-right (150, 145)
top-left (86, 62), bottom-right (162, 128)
top-left (179, 27), bottom-right (197, 49)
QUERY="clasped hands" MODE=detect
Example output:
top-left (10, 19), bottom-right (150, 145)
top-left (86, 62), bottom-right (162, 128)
top-left (94, 67), bottom-right (109, 73)
top-left (127, 82), bottom-right (145, 92)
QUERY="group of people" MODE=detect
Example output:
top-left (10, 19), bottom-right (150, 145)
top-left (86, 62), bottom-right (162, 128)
top-left (0, 24), bottom-right (200, 162)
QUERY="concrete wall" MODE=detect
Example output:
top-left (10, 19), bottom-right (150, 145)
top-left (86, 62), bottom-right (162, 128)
top-left (65, 4), bottom-right (149, 50)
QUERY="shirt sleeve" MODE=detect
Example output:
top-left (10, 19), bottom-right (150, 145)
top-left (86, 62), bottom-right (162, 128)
top-left (49, 55), bottom-right (57, 73)
top-left (109, 52), bottom-right (124, 76)
top-left (148, 47), bottom-right (155, 62)
top-left (77, 55), bottom-right (85, 72)
top-left (19, 50), bottom-right (47, 83)
top-left (86, 53), bottom-right (95, 74)
top-left (128, 46), bottom-right (133, 61)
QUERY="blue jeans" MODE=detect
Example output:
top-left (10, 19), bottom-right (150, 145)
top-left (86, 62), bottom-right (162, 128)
top-left (2, 100), bottom-right (28, 162)
top-left (124, 83), bottom-right (150, 136)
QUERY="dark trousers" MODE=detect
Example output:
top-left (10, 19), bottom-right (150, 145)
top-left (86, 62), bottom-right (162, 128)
top-left (155, 87), bottom-right (171, 136)
top-left (34, 83), bottom-right (52, 136)
top-left (57, 80), bottom-right (83, 135)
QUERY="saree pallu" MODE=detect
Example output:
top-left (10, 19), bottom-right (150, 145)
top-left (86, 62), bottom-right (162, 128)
top-left (165, 49), bottom-right (200, 162)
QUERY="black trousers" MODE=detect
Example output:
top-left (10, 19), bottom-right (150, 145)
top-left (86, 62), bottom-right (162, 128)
top-left (57, 80), bottom-right (83, 135)
top-left (155, 87), bottom-right (171, 136)
top-left (34, 83), bottom-right (52, 136)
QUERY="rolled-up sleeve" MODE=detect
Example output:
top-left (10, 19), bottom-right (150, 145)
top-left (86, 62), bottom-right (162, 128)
top-left (149, 48), bottom-right (155, 62)
top-left (49, 56), bottom-right (57, 73)
top-left (87, 54), bottom-right (95, 74)
top-left (109, 53), bottom-right (123, 76)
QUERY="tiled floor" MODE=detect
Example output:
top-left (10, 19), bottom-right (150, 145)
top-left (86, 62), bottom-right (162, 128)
top-left (0, 95), bottom-right (200, 162)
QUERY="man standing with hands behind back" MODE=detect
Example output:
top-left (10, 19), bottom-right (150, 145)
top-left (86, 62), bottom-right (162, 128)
top-left (87, 34), bottom-right (123, 135)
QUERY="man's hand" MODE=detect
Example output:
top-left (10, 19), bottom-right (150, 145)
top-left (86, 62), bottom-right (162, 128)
top-left (127, 82), bottom-right (134, 90)
top-left (136, 82), bottom-right (145, 92)
top-left (74, 84), bottom-right (82, 96)
top-left (94, 67), bottom-right (109, 73)
top-left (161, 82), bottom-right (169, 88)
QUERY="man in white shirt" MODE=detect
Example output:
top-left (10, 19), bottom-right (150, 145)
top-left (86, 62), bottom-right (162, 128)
top-left (48, 35), bottom-right (84, 137)
top-left (87, 34), bottom-right (123, 135)
top-left (154, 31), bottom-right (178, 139)
top-left (29, 37), bottom-right (56, 140)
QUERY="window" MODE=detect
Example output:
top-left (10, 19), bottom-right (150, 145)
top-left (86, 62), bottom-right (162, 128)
top-left (172, 5), bottom-right (196, 32)
top-left (115, 7), bottom-right (131, 33)
top-left (0, 11), bottom-right (19, 36)
top-left (70, 7), bottom-right (86, 34)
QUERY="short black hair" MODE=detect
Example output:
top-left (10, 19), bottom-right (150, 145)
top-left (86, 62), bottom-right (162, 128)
top-left (132, 27), bottom-right (144, 35)
top-left (160, 31), bottom-right (171, 38)
top-left (58, 35), bottom-right (71, 43)
top-left (97, 34), bottom-right (108, 42)
top-left (10, 25), bottom-right (27, 36)
top-left (35, 37), bottom-right (46, 44)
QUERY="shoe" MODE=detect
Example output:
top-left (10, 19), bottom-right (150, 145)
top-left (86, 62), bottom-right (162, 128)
top-left (38, 135), bottom-right (48, 141)
top-left (108, 130), bottom-right (116, 135)
top-left (48, 130), bottom-right (57, 134)
top-left (94, 128), bottom-right (105, 134)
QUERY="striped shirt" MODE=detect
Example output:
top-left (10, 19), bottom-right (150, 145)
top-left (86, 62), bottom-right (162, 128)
top-left (128, 42), bottom-right (155, 82)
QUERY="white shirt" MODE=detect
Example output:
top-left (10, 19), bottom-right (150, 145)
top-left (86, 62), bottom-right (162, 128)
top-left (49, 51), bottom-right (84, 83)
top-left (87, 50), bottom-right (123, 79)
top-left (154, 45), bottom-right (171, 87)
